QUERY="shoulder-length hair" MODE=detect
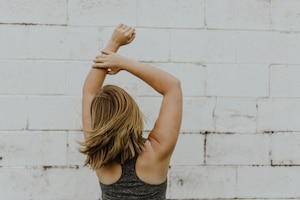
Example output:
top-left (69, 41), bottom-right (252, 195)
top-left (80, 85), bottom-right (144, 170)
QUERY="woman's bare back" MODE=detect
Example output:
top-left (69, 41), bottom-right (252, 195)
top-left (96, 140), bottom-right (169, 185)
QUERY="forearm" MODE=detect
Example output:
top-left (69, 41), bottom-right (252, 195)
top-left (82, 24), bottom-right (136, 137)
top-left (122, 58), bottom-right (180, 95)
top-left (83, 41), bottom-right (120, 94)
top-left (82, 68), bottom-right (106, 95)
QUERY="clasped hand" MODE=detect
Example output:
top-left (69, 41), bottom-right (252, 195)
top-left (93, 24), bottom-right (135, 75)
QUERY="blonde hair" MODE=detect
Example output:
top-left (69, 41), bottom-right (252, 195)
top-left (80, 85), bottom-right (144, 170)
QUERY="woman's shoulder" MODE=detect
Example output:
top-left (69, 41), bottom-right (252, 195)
top-left (136, 140), bottom-right (169, 185)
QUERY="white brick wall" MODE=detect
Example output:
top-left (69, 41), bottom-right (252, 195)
top-left (0, 25), bottom-right (29, 59)
top-left (1, 0), bottom-right (300, 199)
top-left (137, 0), bottom-right (205, 28)
top-left (170, 30), bottom-right (236, 63)
top-left (271, 0), bottom-right (300, 31)
top-left (0, 0), bottom-right (68, 25)
top-left (28, 26), bottom-right (99, 60)
top-left (270, 65), bottom-right (300, 97)
top-left (206, 0), bottom-right (271, 30)
top-left (206, 64), bottom-right (269, 97)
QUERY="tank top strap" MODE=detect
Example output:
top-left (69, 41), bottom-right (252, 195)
top-left (121, 155), bottom-right (138, 178)
top-left (100, 154), bottom-right (167, 200)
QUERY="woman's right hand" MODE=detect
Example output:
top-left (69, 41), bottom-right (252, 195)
top-left (93, 50), bottom-right (127, 75)
top-left (109, 24), bottom-right (136, 47)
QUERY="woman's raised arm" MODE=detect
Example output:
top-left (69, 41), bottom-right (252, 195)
top-left (82, 24), bottom-right (136, 139)
top-left (93, 51), bottom-right (182, 159)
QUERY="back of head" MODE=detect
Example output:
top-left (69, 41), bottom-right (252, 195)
top-left (80, 85), bottom-right (144, 170)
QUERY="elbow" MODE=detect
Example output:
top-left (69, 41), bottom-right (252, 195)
top-left (82, 79), bottom-right (89, 94)
top-left (170, 78), bottom-right (182, 96)
top-left (82, 84), bottom-right (90, 96)
top-left (173, 78), bottom-right (182, 92)
top-left (175, 78), bottom-right (181, 88)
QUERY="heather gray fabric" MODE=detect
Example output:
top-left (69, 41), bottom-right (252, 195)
top-left (99, 156), bottom-right (167, 200)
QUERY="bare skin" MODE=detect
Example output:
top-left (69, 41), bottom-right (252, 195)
top-left (82, 24), bottom-right (182, 185)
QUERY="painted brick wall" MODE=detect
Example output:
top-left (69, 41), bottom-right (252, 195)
top-left (1, 0), bottom-right (300, 199)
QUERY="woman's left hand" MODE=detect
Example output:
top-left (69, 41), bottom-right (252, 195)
top-left (93, 50), bottom-right (126, 75)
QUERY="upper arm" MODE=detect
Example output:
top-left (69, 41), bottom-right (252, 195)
top-left (148, 81), bottom-right (182, 159)
top-left (82, 68), bottom-right (107, 140)
top-left (82, 92), bottom-right (94, 140)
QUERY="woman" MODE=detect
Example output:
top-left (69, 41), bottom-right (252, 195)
top-left (81, 24), bottom-right (182, 200)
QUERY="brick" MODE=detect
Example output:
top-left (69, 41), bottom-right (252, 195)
top-left (214, 98), bottom-right (257, 132)
top-left (136, 97), bottom-right (161, 131)
top-left (68, 0), bottom-right (136, 26)
top-left (137, 78), bottom-right (156, 98)
top-left (237, 166), bottom-right (300, 198)
top-left (118, 28), bottom-right (170, 62)
top-left (238, 31), bottom-right (300, 65)
top-left (236, 31), bottom-right (272, 64)
top-left (216, 116), bottom-right (257, 133)
top-left (170, 30), bottom-right (236, 63)
top-left (0, 131), bottom-right (67, 166)
top-left (137, 63), bottom-right (206, 97)
top-left (100, 28), bottom-right (169, 62)
top-left (270, 65), bottom-right (300, 97)
top-left (65, 61), bottom-right (91, 96)
top-left (0, 167), bottom-right (100, 200)
top-left (215, 98), bottom-right (257, 116)
top-left (138, 97), bottom-right (215, 132)
top-left (206, 0), bottom-right (271, 30)
top-left (0, 96), bottom-right (27, 130)
top-left (182, 97), bottom-right (216, 132)
top-left (271, 0), bottom-right (300, 31)
top-left (168, 166), bottom-right (236, 199)
top-left (0, 61), bottom-right (66, 95)
top-left (207, 64), bottom-right (269, 97)
top-left (270, 32), bottom-right (300, 64)
top-left (206, 133), bottom-right (269, 165)
top-left (67, 131), bottom-right (86, 165)
top-left (103, 70), bottom-right (138, 98)
top-left (0, 0), bottom-right (67, 24)
top-left (28, 26), bottom-right (99, 60)
top-left (0, 25), bottom-right (28, 59)
top-left (271, 132), bottom-right (300, 165)
top-left (27, 96), bottom-right (81, 130)
top-left (257, 99), bottom-right (300, 132)
top-left (170, 133), bottom-right (204, 166)
top-left (30, 167), bottom-right (100, 199)
top-left (0, 168), bottom-right (32, 199)
top-left (137, 0), bottom-right (204, 28)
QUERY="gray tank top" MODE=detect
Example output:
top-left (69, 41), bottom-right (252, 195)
top-left (99, 156), bottom-right (167, 200)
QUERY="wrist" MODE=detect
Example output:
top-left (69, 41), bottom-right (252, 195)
top-left (121, 57), bottom-right (138, 72)
top-left (104, 40), bottom-right (120, 52)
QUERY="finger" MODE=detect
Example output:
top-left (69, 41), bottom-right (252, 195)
top-left (101, 50), bottom-right (111, 55)
top-left (124, 30), bottom-right (134, 40)
top-left (92, 63), bottom-right (107, 69)
top-left (126, 27), bottom-right (135, 36)
top-left (131, 31), bottom-right (136, 38)
top-left (117, 23), bottom-right (123, 28)
top-left (107, 69), bottom-right (119, 75)
top-left (120, 24), bottom-right (126, 29)
top-left (125, 28), bottom-right (135, 38)
top-left (93, 58), bottom-right (104, 63)
top-left (106, 69), bottom-right (115, 75)
top-left (127, 33), bottom-right (136, 43)
top-left (124, 26), bottom-right (132, 32)
top-left (95, 54), bottom-right (106, 59)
